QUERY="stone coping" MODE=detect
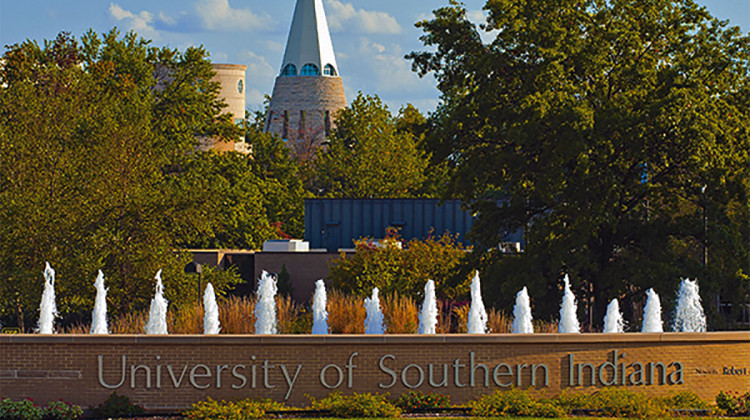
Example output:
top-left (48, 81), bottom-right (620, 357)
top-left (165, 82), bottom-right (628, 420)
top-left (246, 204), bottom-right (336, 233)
top-left (1, 331), bottom-right (748, 345)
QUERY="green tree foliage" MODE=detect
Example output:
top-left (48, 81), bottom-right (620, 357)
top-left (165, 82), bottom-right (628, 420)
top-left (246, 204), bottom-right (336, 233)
top-left (312, 93), bottom-right (429, 198)
top-left (409, 0), bottom-right (749, 327)
top-left (329, 228), bottom-right (471, 300)
top-left (0, 30), bottom-right (249, 325)
top-left (245, 121), bottom-right (309, 239)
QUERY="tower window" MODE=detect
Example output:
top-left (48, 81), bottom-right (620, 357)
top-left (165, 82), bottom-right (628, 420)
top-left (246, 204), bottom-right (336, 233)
top-left (281, 64), bottom-right (297, 76)
top-left (301, 64), bottom-right (320, 76)
top-left (237, 79), bottom-right (244, 93)
top-left (323, 64), bottom-right (337, 76)
top-left (283, 111), bottom-right (289, 139)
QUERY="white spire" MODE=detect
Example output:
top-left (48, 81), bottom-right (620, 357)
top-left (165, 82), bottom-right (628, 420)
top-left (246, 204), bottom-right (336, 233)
top-left (280, 0), bottom-right (339, 77)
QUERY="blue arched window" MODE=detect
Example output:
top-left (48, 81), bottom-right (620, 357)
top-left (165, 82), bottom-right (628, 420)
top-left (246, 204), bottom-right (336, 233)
top-left (301, 63), bottom-right (320, 76)
top-left (323, 64), bottom-right (337, 76)
top-left (281, 64), bottom-right (297, 76)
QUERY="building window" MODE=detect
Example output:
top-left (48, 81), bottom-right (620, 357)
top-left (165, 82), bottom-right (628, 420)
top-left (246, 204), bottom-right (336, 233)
top-left (325, 110), bottom-right (331, 136)
top-left (301, 63), bottom-right (320, 76)
top-left (323, 64), bottom-right (337, 76)
top-left (237, 79), bottom-right (244, 93)
top-left (283, 111), bottom-right (289, 139)
top-left (299, 110), bottom-right (306, 137)
top-left (282, 64), bottom-right (297, 76)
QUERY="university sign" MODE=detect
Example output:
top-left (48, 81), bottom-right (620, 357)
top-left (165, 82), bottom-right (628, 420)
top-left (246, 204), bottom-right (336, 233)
top-left (97, 350), bottom-right (685, 400)
top-left (1, 333), bottom-right (749, 411)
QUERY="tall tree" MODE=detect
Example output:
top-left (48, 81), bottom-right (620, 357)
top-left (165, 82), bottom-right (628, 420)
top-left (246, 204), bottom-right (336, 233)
top-left (409, 0), bottom-right (749, 328)
top-left (0, 30), bottom-right (243, 326)
top-left (312, 93), bottom-right (429, 198)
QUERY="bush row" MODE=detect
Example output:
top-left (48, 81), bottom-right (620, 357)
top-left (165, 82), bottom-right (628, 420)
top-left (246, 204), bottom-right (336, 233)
top-left (183, 388), bottom-right (720, 419)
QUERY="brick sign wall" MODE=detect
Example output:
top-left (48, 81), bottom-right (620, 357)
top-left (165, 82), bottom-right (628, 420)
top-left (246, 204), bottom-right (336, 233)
top-left (1, 333), bottom-right (748, 411)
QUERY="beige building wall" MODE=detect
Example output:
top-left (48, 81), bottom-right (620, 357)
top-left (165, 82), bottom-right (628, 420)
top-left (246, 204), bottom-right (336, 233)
top-left (198, 63), bottom-right (250, 153)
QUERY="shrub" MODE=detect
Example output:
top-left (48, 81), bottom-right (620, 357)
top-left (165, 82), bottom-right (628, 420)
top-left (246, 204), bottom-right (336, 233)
top-left (311, 392), bottom-right (401, 418)
top-left (470, 389), bottom-right (563, 418)
top-left (552, 390), bottom-right (597, 412)
top-left (662, 390), bottom-right (712, 410)
top-left (0, 398), bottom-right (43, 420)
top-left (183, 398), bottom-right (286, 420)
top-left (41, 400), bottom-right (83, 420)
top-left (91, 392), bottom-right (144, 418)
top-left (594, 388), bottom-right (668, 418)
top-left (716, 391), bottom-right (750, 416)
top-left (395, 390), bottom-right (450, 412)
top-left (328, 229), bottom-right (469, 301)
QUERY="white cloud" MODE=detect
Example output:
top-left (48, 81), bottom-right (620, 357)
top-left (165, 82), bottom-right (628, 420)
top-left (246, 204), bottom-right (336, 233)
top-left (195, 0), bottom-right (271, 32)
top-left (242, 50), bottom-right (277, 108)
top-left (243, 50), bottom-right (276, 80)
top-left (325, 0), bottom-right (402, 34)
top-left (355, 37), bottom-right (425, 93)
top-left (109, 3), bottom-right (159, 39)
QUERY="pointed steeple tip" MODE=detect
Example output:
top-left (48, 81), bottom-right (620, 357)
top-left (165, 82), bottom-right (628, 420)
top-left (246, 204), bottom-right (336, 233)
top-left (280, 0), bottom-right (339, 77)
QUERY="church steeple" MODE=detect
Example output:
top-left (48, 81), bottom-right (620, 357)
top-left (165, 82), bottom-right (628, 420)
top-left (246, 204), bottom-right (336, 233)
top-left (265, 0), bottom-right (347, 148)
top-left (280, 0), bottom-right (339, 78)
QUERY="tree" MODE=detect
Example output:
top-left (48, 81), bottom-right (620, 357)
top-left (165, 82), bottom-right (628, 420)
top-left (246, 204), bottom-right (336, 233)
top-left (409, 0), bottom-right (750, 328)
top-left (0, 30), bottom-right (243, 326)
top-left (311, 93), bottom-right (429, 198)
top-left (245, 122), bottom-right (309, 239)
top-left (329, 229), bottom-right (471, 300)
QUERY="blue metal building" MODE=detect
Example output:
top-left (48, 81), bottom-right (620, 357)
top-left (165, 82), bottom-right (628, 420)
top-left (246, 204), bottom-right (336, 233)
top-left (304, 199), bottom-right (522, 251)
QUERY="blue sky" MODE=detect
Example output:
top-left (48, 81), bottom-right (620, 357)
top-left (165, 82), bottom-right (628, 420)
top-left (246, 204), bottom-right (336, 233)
top-left (1, 0), bottom-right (748, 115)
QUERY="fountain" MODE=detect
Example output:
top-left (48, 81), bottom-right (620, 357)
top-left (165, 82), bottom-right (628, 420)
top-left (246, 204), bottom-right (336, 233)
top-left (90, 270), bottom-right (108, 335)
top-left (311, 280), bottom-right (328, 334)
top-left (37, 262), bottom-right (58, 334)
top-left (255, 270), bottom-right (278, 335)
top-left (558, 274), bottom-right (580, 333)
top-left (203, 283), bottom-right (220, 335)
top-left (673, 279), bottom-right (706, 332)
top-left (642, 288), bottom-right (663, 332)
top-left (467, 271), bottom-right (487, 334)
top-left (512, 287), bottom-right (534, 334)
top-left (145, 270), bottom-right (169, 335)
top-left (418, 280), bottom-right (438, 334)
top-left (603, 298), bottom-right (625, 333)
top-left (364, 287), bottom-right (385, 334)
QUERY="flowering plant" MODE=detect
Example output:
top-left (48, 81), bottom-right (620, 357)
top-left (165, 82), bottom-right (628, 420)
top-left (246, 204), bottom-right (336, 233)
top-left (716, 391), bottom-right (750, 416)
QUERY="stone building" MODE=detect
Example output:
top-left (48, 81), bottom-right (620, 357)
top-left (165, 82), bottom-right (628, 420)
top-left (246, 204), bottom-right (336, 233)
top-left (265, 0), bottom-right (347, 152)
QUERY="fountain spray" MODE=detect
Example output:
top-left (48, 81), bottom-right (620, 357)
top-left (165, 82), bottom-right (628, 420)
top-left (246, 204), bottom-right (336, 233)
top-left (558, 274), bottom-right (580, 333)
top-left (203, 283), bottom-right (220, 335)
top-left (145, 270), bottom-right (169, 335)
top-left (37, 262), bottom-right (58, 334)
top-left (673, 279), bottom-right (706, 332)
top-left (418, 280), bottom-right (438, 334)
top-left (90, 270), bottom-right (109, 334)
top-left (255, 271), bottom-right (278, 334)
top-left (364, 287), bottom-right (385, 334)
top-left (467, 271), bottom-right (488, 334)
top-left (312, 280), bottom-right (328, 334)
top-left (512, 287), bottom-right (534, 334)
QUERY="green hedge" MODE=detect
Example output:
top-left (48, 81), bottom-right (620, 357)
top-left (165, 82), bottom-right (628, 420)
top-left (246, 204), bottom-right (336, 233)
top-left (184, 398), bottom-right (287, 420)
top-left (311, 392), bottom-right (401, 418)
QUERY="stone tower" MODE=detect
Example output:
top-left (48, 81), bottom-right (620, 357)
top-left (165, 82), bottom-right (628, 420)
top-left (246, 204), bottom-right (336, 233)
top-left (199, 63), bottom-right (250, 153)
top-left (265, 0), bottom-right (347, 151)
